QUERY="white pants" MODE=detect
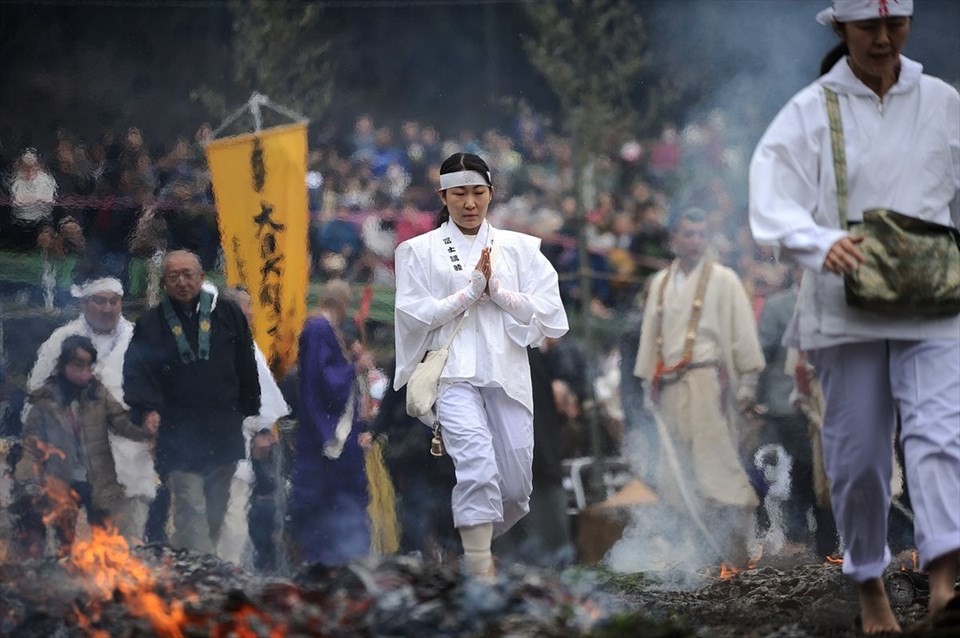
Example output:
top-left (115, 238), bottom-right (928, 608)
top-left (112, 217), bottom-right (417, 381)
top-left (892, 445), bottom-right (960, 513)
top-left (437, 382), bottom-right (533, 537)
top-left (216, 476), bottom-right (252, 565)
top-left (810, 340), bottom-right (960, 582)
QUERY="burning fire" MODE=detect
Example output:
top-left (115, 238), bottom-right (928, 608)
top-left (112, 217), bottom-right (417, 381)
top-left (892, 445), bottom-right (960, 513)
top-left (33, 437), bottom-right (67, 463)
top-left (68, 526), bottom-right (290, 637)
top-left (718, 563), bottom-right (739, 580)
top-left (40, 475), bottom-right (82, 557)
top-left (40, 475), bottom-right (80, 527)
top-left (715, 549), bottom-right (763, 580)
top-left (69, 525), bottom-right (187, 637)
top-left (825, 555), bottom-right (844, 565)
top-left (899, 549), bottom-right (919, 572)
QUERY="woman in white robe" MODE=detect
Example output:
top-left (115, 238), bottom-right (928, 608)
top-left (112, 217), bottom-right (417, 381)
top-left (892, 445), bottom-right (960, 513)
top-left (393, 152), bottom-right (568, 579)
top-left (749, 1), bottom-right (959, 632)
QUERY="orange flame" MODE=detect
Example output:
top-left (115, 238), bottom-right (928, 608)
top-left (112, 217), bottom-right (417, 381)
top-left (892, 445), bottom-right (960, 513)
top-left (33, 438), bottom-right (67, 463)
top-left (69, 525), bottom-right (187, 638)
top-left (40, 474), bottom-right (81, 553)
top-left (899, 549), bottom-right (920, 572)
top-left (70, 526), bottom-right (288, 637)
top-left (825, 555), bottom-right (844, 565)
top-left (210, 604), bottom-right (288, 638)
top-left (718, 562), bottom-right (740, 579)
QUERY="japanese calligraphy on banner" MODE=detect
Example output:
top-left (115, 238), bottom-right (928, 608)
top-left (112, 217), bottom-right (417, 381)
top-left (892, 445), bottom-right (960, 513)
top-left (205, 122), bottom-right (309, 378)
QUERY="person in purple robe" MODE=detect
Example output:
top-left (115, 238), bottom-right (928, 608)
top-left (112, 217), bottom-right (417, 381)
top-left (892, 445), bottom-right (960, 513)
top-left (289, 279), bottom-right (376, 566)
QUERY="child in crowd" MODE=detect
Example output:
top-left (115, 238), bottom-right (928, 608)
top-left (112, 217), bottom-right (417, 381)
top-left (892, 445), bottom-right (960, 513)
top-left (14, 335), bottom-right (157, 556)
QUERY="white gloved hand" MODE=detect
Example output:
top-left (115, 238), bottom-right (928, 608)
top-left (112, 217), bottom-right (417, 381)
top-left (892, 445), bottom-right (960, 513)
top-left (431, 270), bottom-right (487, 327)
top-left (488, 274), bottom-right (535, 323)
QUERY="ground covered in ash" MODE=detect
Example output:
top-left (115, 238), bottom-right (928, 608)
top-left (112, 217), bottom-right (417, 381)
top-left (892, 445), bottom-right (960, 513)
top-left (605, 556), bottom-right (957, 638)
top-left (1, 545), bottom-right (956, 637)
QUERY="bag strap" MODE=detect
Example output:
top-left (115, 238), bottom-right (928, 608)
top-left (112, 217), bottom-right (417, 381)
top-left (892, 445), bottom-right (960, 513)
top-left (443, 300), bottom-right (476, 350)
top-left (824, 87), bottom-right (849, 230)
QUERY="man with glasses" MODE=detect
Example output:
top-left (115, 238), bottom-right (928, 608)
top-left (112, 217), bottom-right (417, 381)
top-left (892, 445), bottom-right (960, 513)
top-left (124, 250), bottom-right (260, 554)
top-left (25, 272), bottom-right (157, 546)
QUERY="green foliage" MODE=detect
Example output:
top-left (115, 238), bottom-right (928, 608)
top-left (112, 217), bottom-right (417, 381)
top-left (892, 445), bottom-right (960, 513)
top-left (521, 0), bottom-right (647, 151)
top-left (217, 0), bottom-right (340, 125)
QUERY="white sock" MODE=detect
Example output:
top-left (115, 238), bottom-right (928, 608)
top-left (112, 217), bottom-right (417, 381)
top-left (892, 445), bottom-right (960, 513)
top-left (459, 522), bottom-right (494, 577)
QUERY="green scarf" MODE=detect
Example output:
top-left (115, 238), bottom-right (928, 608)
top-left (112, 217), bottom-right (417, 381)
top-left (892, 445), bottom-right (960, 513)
top-left (162, 289), bottom-right (213, 364)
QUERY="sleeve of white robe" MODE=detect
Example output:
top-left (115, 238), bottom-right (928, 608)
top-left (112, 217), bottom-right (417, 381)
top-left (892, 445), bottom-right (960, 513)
top-left (28, 332), bottom-right (64, 392)
top-left (950, 90), bottom-right (960, 230)
top-left (243, 344), bottom-right (290, 437)
top-left (497, 240), bottom-right (568, 348)
top-left (633, 269), bottom-right (665, 382)
top-left (749, 94), bottom-right (847, 272)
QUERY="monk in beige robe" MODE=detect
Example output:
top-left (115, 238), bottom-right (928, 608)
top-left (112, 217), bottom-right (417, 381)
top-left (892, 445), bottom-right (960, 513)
top-left (635, 209), bottom-right (765, 566)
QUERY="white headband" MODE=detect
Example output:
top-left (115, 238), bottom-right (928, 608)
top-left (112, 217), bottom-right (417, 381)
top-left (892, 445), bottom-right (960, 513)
top-left (816, 0), bottom-right (913, 25)
top-left (71, 277), bottom-right (124, 299)
top-left (438, 170), bottom-right (491, 191)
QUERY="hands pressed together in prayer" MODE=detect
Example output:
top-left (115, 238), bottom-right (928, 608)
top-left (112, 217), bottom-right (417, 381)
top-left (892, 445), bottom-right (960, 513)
top-left (824, 235), bottom-right (866, 275)
top-left (475, 247), bottom-right (493, 294)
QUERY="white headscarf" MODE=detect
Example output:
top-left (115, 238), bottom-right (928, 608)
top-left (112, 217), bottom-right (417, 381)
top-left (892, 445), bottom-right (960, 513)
top-left (816, 0), bottom-right (913, 25)
top-left (70, 276), bottom-right (124, 299)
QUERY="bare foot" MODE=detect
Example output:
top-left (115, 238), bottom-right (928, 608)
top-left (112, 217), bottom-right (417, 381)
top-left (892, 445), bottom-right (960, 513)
top-left (927, 550), bottom-right (960, 616)
top-left (858, 578), bottom-right (902, 634)
top-left (930, 592), bottom-right (959, 617)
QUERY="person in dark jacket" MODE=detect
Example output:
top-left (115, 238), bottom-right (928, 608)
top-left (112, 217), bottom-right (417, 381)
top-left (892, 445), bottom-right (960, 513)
top-left (493, 347), bottom-right (574, 568)
top-left (360, 358), bottom-right (459, 560)
top-left (123, 250), bottom-right (260, 555)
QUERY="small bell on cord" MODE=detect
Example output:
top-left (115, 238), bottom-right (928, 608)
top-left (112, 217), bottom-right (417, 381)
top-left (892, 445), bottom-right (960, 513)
top-left (430, 421), bottom-right (445, 457)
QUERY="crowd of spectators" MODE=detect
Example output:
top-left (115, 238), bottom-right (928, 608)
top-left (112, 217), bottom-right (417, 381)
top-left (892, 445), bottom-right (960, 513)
top-left (1, 104), bottom-right (787, 318)
top-left (0, 104), bottom-right (860, 573)
top-left (1, 106), bottom-right (799, 465)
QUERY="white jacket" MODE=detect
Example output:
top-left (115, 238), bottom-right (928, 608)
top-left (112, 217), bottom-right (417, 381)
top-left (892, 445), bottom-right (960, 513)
top-left (393, 220), bottom-right (568, 414)
top-left (749, 55), bottom-right (960, 349)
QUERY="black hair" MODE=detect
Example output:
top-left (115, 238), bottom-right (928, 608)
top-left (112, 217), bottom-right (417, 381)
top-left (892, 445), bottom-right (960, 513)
top-left (820, 19), bottom-right (848, 77)
top-left (58, 335), bottom-right (98, 370)
top-left (52, 335), bottom-right (98, 401)
top-left (435, 152), bottom-right (493, 228)
top-left (820, 42), bottom-right (849, 76)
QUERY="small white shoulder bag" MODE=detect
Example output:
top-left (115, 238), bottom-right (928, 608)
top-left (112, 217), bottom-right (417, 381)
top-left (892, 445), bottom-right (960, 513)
top-left (405, 309), bottom-right (471, 419)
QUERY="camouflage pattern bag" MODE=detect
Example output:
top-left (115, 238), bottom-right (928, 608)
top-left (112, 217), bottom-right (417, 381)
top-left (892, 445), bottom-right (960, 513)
top-left (825, 88), bottom-right (960, 317)
top-left (846, 209), bottom-right (960, 316)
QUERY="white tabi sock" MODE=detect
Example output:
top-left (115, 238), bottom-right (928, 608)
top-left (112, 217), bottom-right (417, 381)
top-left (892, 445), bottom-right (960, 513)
top-left (459, 522), bottom-right (494, 579)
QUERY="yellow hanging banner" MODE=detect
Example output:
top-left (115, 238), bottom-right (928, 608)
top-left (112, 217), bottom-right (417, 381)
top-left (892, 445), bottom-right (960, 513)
top-left (205, 122), bottom-right (309, 379)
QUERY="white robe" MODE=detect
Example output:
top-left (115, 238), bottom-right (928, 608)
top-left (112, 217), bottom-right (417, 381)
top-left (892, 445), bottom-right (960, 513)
top-left (635, 259), bottom-right (765, 509)
top-left (749, 55), bottom-right (960, 350)
top-left (635, 260), bottom-right (765, 386)
top-left (393, 220), bottom-right (568, 415)
top-left (26, 314), bottom-right (157, 500)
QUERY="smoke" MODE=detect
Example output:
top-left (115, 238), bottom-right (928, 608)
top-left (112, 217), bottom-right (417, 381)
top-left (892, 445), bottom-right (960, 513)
top-left (642, 0), bottom-right (959, 216)
top-left (646, 0), bottom-right (959, 133)
top-left (604, 424), bottom-right (753, 590)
